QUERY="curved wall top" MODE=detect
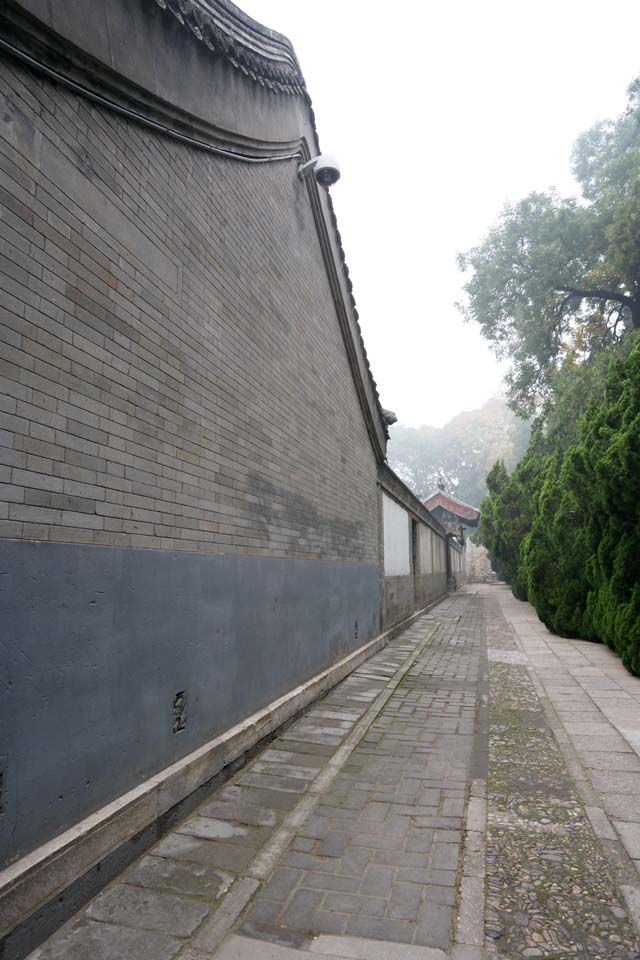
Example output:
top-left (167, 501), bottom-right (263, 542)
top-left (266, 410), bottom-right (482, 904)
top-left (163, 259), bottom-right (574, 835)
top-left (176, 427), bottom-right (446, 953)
top-left (5, 0), bottom-right (310, 147)
top-left (2, 0), bottom-right (389, 456)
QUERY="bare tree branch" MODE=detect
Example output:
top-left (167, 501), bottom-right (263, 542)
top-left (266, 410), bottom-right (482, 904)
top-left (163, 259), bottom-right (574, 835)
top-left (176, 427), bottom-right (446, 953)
top-left (555, 285), bottom-right (634, 308)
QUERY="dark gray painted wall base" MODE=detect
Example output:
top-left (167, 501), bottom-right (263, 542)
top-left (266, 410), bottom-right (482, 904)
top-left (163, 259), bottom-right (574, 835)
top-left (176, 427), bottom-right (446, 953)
top-left (0, 539), bottom-right (379, 868)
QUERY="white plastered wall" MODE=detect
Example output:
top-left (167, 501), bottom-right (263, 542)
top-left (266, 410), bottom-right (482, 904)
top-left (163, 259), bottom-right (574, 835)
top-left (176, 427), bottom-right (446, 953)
top-left (419, 524), bottom-right (433, 574)
top-left (383, 493), bottom-right (411, 575)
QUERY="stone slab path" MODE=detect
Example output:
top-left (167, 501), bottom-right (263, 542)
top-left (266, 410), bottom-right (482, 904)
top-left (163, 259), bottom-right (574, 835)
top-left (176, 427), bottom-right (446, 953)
top-left (22, 587), bottom-right (640, 960)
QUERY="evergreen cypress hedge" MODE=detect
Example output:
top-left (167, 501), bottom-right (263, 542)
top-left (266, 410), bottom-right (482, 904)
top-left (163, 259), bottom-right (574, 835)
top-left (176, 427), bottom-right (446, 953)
top-left (479, 337), bottom-right (640, 673)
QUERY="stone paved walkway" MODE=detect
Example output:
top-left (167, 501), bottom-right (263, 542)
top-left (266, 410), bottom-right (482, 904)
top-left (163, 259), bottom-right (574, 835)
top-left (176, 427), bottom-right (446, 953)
top-left (23, 587), bottom-right (640, 960)
top-left (483, 587), bottom-right (639, 959)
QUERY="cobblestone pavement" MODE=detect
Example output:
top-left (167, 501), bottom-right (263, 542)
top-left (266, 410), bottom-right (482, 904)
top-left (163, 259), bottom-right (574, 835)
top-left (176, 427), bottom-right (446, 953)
top-left (23, 587), bottom-right (640, 960)
top-left (483, 584), bottom-right (640, 960)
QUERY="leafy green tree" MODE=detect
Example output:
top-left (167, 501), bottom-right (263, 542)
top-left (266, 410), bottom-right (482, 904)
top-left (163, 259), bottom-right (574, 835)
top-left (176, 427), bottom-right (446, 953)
top-left (478, 433), bottom-right (548, 598)
top-left (471, 77), bottom-right (640, 674)
top-left (458, 80), bottom-right (640, 416)
top-left (477, 459), bottom-right (508, 580)
top-left (387, 397), bottom-right (530, 506)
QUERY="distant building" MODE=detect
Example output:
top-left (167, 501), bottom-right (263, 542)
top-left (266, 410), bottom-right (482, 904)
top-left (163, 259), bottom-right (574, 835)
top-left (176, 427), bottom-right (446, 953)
top-left (423, 486), bottom-right (480, 542)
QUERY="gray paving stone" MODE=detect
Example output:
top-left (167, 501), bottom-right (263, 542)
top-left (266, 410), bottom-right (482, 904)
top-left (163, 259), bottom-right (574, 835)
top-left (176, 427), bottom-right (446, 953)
top-left (385, 815), bottom-right (413, 834)
top-left (197, 799), bottom-right (280, 827)
top-left (152, 833), bottom-right (255, 872)
top-left (219, 784), bottom-right (300, 811)
top-left (585, 806), bottom-right (618, 840)
top-left (411, 815), bottom-right (462, 828)
top-left (345, 915), bottom-right (414, 943)
top-left (241, 898), bottom-right (282, 931)
top-left (124, 854), bottom-right (233, 900)
top-left (261, 867), bottom-right (304, 902)
top-left (572, 734), bottom-right (633, 754)
top-left (261, 749), bottom-right (326, 768)
top-left (86, 882), bottom-right (208, 936)
top-left (415, 901), bottom-right (453, 949)
top-left (372, 849), bottom-right (429, 867)
top-left (423, 883), bottom-right (456, 905)
top-left (180, 949), bottom-right (226, 960)
top-left (434, 829), bottom-right (462, 843)
top-left (215, 936), bottom-right (310, 959)
top-left (449, 946), bottom-right (485, 960)
top-left (308, 909), bottom-right (348, 935)
top-left (564, 722), bottom-right (616, 736)
top-left (335, 846), bottom-right (375, 876)
top-left (250, 761), bottom-right (319, 781)
top-left (308, 934), bottom-right (446, 958)
top-left (275, 739), bottom-right (336, 758)
top-left (280, 889), bottom-right (324, 929)
top-left (282, 730), bottom-right (341, 747)
top-left (301, 872), bottom-right (360, 893)
top-left (292, 837), bottom-right (316, 852)
top-left (313, 710), bottom-right (361, 722)
top-left (359, 865), bottom-right (395, 897)
top-left (176, 816), bottom-right (270, 846)
top-left (26, 918), bottom-right (182, 960)
top-left (350, 832), bottom-right (400, 850)
top-left (282, 852), bottom-right (338, 873)
top-left (615, 821), bottom-right (640, 859)
top-left (323, 893), bottom-right (387, 917)
top-left (317, 831), bottom-right (350, 857)
top-left (396, 867), bottom-right (457, 886)
top-left (346, 815), bottom-right (407, 838)
top-left (419, 788), bottom-right (441, 806)
top-left (589, 770), bottom-right (640, 795)
top-left (298, 817), bottom-right (330, 839)
top-left (236, 772), bottom-right (308, 794)
top-left (581, 752), bottom-right (640, 772)
top-left (430, 842), bottom-right (460, 871)
top-left (341, 790), bottom-right (372, 810)
top-left (296, 721), bottom-right (352, 736)
top-left (601, 793), bottom-right (640, 823)
top-left (360, 802), bottom-right (390, 821)
top-left (388, 882), bottom-right (422, 920)
top-left (442, 798), bottom-right (465, 817)
top-left (405, 828), bottom-right (433, 853)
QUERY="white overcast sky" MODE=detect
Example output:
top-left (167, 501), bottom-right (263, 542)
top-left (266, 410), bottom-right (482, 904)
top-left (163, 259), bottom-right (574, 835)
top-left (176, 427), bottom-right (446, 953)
top-left (242, 0), bottom-right (640, 427)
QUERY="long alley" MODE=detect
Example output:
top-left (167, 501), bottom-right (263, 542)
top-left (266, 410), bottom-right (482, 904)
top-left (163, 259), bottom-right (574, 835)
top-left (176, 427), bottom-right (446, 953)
top-left (25, 587), bottom-right (640, 960)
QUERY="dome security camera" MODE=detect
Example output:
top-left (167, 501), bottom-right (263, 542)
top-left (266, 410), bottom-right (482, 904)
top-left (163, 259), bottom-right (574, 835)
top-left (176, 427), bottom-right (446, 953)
top-left (298, 153), bottom-right (341, 187)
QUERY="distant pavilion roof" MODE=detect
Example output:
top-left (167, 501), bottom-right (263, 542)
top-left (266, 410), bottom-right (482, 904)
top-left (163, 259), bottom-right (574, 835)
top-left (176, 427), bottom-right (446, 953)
top-left (423, 491), bottom-right (480, 523)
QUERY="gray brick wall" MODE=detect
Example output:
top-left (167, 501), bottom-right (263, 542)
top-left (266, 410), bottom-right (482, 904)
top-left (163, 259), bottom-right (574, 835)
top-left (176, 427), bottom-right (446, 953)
top-left (0, 56), bottom-right (379, 562)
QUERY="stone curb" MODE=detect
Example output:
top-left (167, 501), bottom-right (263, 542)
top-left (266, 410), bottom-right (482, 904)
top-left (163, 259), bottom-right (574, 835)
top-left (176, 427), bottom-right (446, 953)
top-left (454, 781), bottom-right (487, 958)
top-left (452, 592), bottom-right (488, 960)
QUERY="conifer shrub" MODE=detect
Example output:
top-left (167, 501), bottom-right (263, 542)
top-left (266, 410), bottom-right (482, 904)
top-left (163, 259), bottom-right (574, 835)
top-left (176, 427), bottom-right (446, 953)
top-left (479, 337), bottom-right (640, 674)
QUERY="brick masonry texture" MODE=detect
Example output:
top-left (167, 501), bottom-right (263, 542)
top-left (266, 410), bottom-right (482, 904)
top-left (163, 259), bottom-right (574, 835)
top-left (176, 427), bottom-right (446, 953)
top-left (0, 55), bottom-right (379, 562)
